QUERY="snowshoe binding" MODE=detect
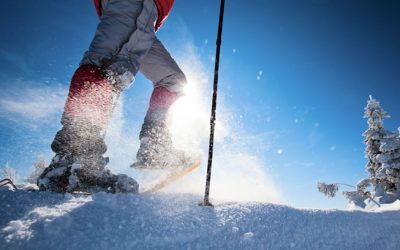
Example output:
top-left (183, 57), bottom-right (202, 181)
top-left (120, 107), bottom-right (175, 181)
top-left (37, 154), bottom-right (138, 194)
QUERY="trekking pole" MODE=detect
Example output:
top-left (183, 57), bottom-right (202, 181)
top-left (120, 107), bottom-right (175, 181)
top-left (200, 0), bottom-right (226, 207)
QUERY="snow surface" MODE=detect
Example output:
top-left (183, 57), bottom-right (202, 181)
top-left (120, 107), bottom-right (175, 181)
top-left (1, 189), bottom-right (399, 249)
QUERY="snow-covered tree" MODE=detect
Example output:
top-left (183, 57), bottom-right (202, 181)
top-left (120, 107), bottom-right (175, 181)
top-left (25, 155), bottom-right (47, 184)
top-left (363, 96), bottom-right (400, 198)
top-left (375, 130), bottom-right (400, 194)
top-left (318, 96), bottom-right (400, 208)
top-left (0, 162), bottom-right (18, 183)
top-left (363, 95), bottom-right (390, 187)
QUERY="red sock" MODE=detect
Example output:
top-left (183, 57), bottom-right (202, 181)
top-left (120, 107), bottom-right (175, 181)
top-left (149, 86), bottom-right (177, 111)
top-left (64, 65), bottom-right (114, 128)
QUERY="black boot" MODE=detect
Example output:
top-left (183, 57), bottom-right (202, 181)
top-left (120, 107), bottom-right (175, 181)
top-left (38, 118), bottom-right (138, 193)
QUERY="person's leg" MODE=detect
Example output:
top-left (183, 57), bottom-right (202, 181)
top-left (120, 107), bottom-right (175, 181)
top-left (139, 38), bottom-right (187, 95)
top-left (101, 0), bottom-right (158, 91)
top-left (82, 0), bottom-right (143, 70)
top-left (132, 38), bottom-right (191, 168)
top-left (38, 65), bottom-right (127, 193)
top-left (38, 0), bottom-right (157, 193)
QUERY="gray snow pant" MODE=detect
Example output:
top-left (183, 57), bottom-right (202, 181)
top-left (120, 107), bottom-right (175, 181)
top-left (81, 0), bottom-right (187, 94)
top-left (52, 0), bottom-right (186, 160)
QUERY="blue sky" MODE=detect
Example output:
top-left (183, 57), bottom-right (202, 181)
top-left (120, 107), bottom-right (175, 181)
top-left (0, 0), bottom-right (399, 209)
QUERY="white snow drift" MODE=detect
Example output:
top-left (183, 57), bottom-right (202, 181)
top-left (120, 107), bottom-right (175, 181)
top-left (1, 189), bottom-right (399, 249)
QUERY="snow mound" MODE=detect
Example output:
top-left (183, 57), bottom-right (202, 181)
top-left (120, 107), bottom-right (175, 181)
top-left (362, 199), bottom-right (400, 212)
top-left (1, 189), bottom-right (399, 249)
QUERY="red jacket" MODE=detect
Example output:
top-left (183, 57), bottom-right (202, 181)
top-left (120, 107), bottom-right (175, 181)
top-left (93, 0), bottom-right (174, 31)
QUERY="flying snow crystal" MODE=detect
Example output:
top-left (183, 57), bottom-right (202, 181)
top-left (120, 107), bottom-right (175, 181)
top-left (232, 48), bottom-right (236, 53)
top-left (102, 42), bottom-right (281, 203)
top-left (165, 43), bottom-right (281, 203)
top-left (330, 146), bottom-right (336, 151)
top-left (105, 96), bottom-right (139, 174)
top-left (256, 70), bottom-right (263, 80)
top-left (277, 149), bottom-right (283, 155)
top-left (25, 156), bottom-right (47, 184)
top-left (0, 163), bottom-right (18, 183)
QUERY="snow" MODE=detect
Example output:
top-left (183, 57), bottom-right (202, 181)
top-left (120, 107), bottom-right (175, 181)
top-left (380, 138), bottom-right (400, 152)
top-left (356, 199), bottom-right (400, 212)
top-left (1, 189), bottom-right (399, 249)
top-left (375, 200), bottom-right (400, 211)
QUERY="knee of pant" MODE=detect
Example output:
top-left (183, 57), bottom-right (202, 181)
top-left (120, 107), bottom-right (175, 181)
top-left (80, 51), bottom-right (110, 69)
top-left (175, 72), bottom-right (188, 96)
top-left (175, 71), bottom-right (187, 86)
top-left (157, 72), bottom-right (188, 96)
top-left (102, 58), bottom-right (139, 91)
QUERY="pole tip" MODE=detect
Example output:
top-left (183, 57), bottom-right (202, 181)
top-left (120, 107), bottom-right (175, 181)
top-left (199, 201), bottom-right (214, 207)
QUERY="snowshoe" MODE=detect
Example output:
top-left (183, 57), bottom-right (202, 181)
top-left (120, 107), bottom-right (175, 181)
top-left (38, 154), bottom-right (138, 194)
